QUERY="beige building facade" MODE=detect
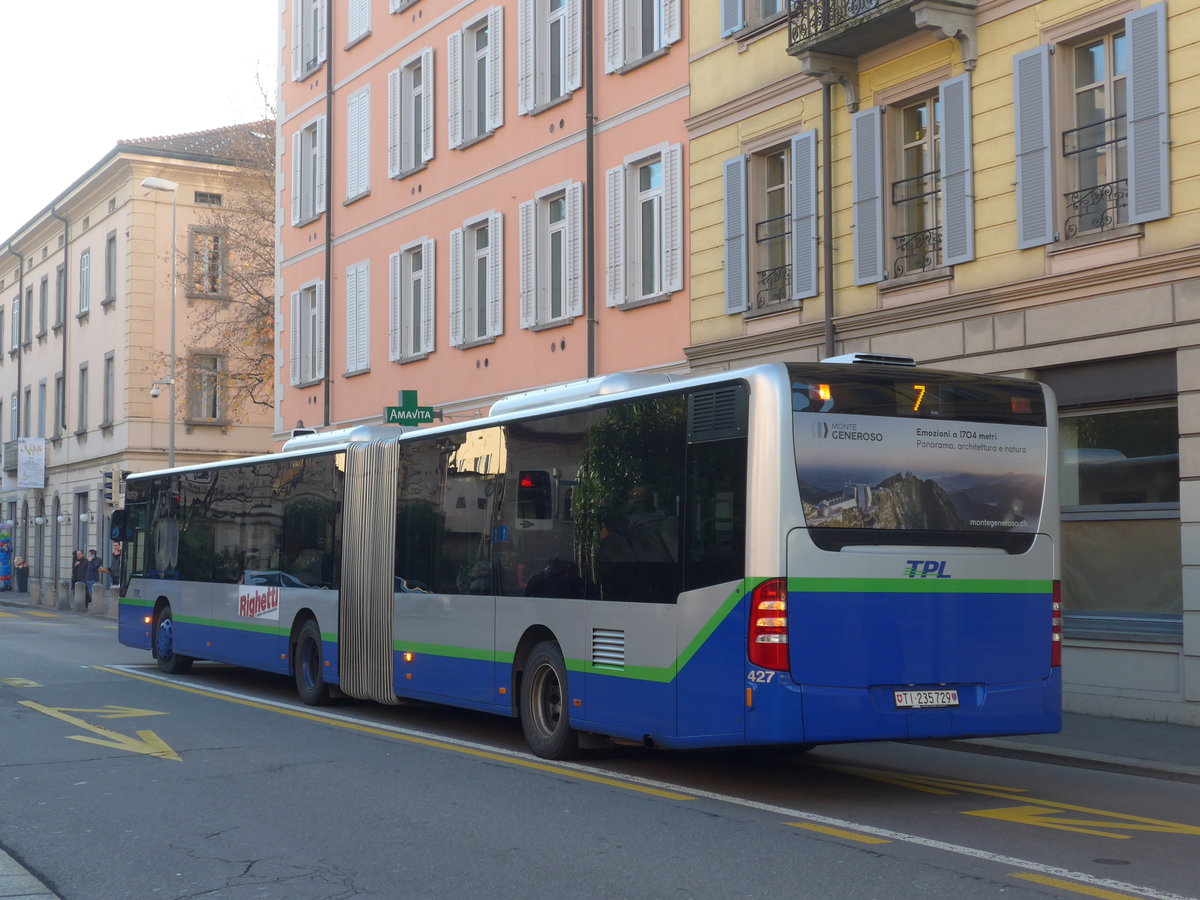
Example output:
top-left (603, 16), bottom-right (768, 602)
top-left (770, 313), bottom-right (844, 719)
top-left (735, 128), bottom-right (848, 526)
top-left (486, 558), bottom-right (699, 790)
top-left (0, 126), bottom-right (275, 607)
top-left (689, 0), bottom-right (1200, 724)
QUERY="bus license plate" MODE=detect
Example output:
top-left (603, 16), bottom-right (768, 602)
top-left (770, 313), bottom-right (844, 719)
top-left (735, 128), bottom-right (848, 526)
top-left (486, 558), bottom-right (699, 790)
top-left (894, 689), bottom-right (959, 709)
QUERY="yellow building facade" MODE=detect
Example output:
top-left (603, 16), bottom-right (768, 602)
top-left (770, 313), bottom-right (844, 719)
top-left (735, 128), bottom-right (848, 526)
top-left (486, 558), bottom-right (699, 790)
top-left (689, 0), bottom-right (1200, 724)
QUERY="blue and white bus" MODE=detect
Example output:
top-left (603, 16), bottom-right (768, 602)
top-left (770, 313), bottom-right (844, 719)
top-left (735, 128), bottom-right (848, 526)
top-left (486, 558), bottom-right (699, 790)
top-left (116, 355), bottom-right (1061, 758)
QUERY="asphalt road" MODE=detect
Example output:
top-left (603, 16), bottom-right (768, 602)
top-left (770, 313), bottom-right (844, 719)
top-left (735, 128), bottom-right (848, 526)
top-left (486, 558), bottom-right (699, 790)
top-left (2, 607), bottom-right (1197, 900)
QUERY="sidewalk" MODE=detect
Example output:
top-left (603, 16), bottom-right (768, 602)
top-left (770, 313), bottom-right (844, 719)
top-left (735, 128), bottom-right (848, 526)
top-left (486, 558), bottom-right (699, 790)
top-left (0, 851), bottom-right (58, 899)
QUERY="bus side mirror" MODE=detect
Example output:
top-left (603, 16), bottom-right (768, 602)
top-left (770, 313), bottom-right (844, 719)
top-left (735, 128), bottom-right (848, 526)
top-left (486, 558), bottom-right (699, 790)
top-left (110, 509), bottom-right (133, 542)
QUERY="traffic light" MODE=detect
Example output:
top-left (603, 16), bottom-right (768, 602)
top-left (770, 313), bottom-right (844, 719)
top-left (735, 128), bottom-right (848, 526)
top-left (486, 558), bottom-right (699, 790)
top-left (102, 470), bottom-right (114, 505)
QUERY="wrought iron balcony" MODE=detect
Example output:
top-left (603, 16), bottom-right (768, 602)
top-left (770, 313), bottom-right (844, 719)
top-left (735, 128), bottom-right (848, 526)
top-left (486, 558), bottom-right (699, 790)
top-left (787, 0), bottom-right (977, 63)
top-left (1064, 180), bottom-right (1128, 239)
top-left (754, 264), bottom-right (793, 311)
top-left (892, 227), bottom-right (943, 277)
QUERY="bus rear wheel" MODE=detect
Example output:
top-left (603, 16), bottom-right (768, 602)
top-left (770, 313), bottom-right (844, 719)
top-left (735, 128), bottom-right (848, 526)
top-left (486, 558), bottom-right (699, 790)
top-left (520, 641), bottom-right (580, 760)
top-left (294, 619), bottom-right (330, 705)
top-left (155, 605), bottom-right (193, 675)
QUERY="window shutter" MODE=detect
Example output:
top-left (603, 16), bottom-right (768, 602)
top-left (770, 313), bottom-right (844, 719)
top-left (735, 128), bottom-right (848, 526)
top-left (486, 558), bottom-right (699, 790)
top-left (349, 0), bottom-right (368, 41)
top-left (447, 31), bottom-right (464, 149)
top-left (566, 0), bottom-right (582, 91)
top-left (604, 0), bottom-right (624, 74)
top-left (290, 291), bottom-right (301, 385)
top-left (519, 200), bottom-right (536, 328)
top-left (723, 155), bottom-right (748, 314)
top-left (314, 281), bottom-right (326, 380)
top-left (662, 143), bottom-right (684, 293)
top-left (387, 68), bottom-right (402, 176)
top-left (314, 116), bottom-right (328, 215)
top-left (663, 0), bottom-right (681, 46)
top-left (345, 264), bottom-right (359, 370)
top-left (449, 228), bottom-right (464, 346)
top-left (421, 238), bottom-right (436, 355)
top-left (352, 262), bottom-right (370, 370)
top-left (388, 251), bottom-right (402, 361)
top-left (1127, 2), bottom-right (1170, 224)
top-left (940, 73), bottom-right (975, 266)
top-left (487, 212), bottom-right (505, 337)
top-left (567, 181), bottom-right (584, 318)
top-left (316, 0), bottom-right (328, 64)
top-left (292, 0), bottom-right (303, 80)
top-left (605, 165), bottom-right (626, 307)
top-left (517, 0), bottom-right (535, 115)
top-left (851, 105), bottom-right (885, 285)
top-left (1013, 46), bottom-right (1054, 249)
top-left (487, 7), bottom-right (505, 133)
top-left (347, 89), bottom-right (369, 199)
top-left (790, 131), bottom-right (818, 301)
top-left (291, 132), bottom-right (302, 224)
top-left (421, 47), bottom-right (435, 163)
top-left (720, 0), bottom-right (744, 38)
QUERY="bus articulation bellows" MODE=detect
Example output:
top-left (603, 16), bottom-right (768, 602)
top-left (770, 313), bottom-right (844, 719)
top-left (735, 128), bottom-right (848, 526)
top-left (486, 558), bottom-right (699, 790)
top-left (116, 357), bottom-right (1061, 759)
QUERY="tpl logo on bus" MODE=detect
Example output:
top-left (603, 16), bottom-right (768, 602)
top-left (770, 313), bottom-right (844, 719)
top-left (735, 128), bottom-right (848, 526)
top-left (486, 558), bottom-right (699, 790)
top-left (904, 560), bottom-right (952, 579)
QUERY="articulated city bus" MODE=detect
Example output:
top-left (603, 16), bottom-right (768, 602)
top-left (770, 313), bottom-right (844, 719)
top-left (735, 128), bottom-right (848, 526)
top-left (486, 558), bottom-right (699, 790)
top-left (116, 356), bottom-right (1061, 758)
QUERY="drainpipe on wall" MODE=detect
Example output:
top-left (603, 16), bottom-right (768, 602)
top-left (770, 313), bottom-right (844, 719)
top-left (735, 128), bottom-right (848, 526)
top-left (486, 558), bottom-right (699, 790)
top-left (322, 0), bottom-right (334, 427)
top-left (50, 207), bottom-right (70, 434)
top-left (584, 0), bottom-right (597, 379)
top-left (8, 246), bottom-right (25, 441)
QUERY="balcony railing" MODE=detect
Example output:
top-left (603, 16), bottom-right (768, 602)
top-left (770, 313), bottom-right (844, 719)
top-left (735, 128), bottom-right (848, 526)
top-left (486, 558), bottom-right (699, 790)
top-left (1064, 179), bottom-right (1128, 239)
top-left (891, 170), bottom-right (942, 276)
top-left (753, 214), bottom-right (794, 312)
top-left (789, 0), bottom-right (882, 43)
top-left (892, 227), bottom-right (943, 277)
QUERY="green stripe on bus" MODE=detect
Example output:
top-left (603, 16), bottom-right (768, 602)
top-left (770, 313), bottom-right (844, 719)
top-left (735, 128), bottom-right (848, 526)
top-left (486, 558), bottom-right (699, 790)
top-left (119, 597), bottom-right (154, 608)
top-left (790, 577), bottom-right (1052, 594)
top-left (393, 640), bottom-right (495, 663)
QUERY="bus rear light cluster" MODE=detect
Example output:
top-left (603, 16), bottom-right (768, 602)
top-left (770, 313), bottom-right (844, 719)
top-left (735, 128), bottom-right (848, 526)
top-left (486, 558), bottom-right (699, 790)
top-left (748, 578), bottom-right (789, 670)
top-left (1051, 581), bottom-right (1062, 668)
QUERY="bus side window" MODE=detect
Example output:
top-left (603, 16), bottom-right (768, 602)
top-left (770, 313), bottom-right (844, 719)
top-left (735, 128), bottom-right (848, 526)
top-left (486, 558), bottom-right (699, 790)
top-left (683, 437), bottom-right (747, 592)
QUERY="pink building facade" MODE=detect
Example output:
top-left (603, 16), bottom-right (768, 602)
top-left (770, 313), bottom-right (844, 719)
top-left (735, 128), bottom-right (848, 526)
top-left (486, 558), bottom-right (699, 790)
top-left (277, 0), bottom-right (691, 435)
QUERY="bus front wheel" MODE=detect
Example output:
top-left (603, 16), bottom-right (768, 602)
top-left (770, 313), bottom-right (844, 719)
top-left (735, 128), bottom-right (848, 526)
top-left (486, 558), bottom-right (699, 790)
top-left (520, 641), bottom-right (580, 760)
top-left (293, 619), bottom-right (331, 705)
top-left (155, 605), bottom-right (193, 675)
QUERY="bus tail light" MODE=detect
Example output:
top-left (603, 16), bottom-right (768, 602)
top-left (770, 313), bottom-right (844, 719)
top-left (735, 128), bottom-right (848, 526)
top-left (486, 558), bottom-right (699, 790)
top-left (749, 578), bottom-right (789, 670)
top-left (1050, 581), bottom-right (1062, 668)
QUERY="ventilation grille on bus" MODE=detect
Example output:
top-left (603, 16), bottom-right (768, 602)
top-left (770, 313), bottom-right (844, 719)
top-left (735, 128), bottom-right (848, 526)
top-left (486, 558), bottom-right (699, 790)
top-left (592, 629), bottom-right (626, 669)
top-left (688, 385), bottom-right (747, 442)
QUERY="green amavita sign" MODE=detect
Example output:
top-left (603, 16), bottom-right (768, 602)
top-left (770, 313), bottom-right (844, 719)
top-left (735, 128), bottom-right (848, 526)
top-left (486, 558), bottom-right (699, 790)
top-left (385, 390), bottom-right (433, 424)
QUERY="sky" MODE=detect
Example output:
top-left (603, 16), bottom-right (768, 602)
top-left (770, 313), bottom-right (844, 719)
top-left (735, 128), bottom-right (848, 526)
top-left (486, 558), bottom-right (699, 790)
top-left (0, 0), bottom-right (278, 242)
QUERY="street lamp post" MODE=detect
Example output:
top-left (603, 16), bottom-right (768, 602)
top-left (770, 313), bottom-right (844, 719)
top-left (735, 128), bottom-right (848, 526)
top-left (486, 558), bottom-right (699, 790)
top-left (140, 177), bottom-right (179, 468)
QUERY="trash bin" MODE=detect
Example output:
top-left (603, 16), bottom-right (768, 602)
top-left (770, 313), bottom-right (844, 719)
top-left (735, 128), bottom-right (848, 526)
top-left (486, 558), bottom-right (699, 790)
top-left (15, 567), bottom-right (29, 592)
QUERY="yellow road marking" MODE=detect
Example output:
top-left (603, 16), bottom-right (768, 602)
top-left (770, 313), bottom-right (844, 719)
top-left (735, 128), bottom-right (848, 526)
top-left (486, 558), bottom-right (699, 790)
top-left (0, 678), bottom-right (42, 687)
top-left (22, 610), bottom-right (61, 618)
top-left (19, 701), bottom-right (180, 762)
top-left (787, 822), bottom-right (891, 844)
top-left (835, 766), bottom-right (1200, 839)
top-left (51, 705), bottom-right (168, 719)
top-left (1012, 872), bottom-right (1149, 899)
top-left (0, 610), bottom-right (18, 618)
top-left (94, 666), bottom-right (692, 799)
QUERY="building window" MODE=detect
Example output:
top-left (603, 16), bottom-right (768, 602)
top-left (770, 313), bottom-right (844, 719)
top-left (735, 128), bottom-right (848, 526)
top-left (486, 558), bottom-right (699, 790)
top-left (291, 115), bottom-right (328, 225)
top-left (448, 8), bottom-right (503, 148)
top-left (390, 0), bottom-right (418, 12)
top-left (388, 48), bottom-right (434, 177)
top-left (851, 75), bottom-right (974, 285)
top-left (23, 286), bottom-right (33, 344)
top-left (450, 214), bottom-right (504, 347)
top-left (53, 374), bottom-right (64, 439)
top-left (605, 143), bottom-right (683, 307)
top-left (347, 0), bottom-right (370, 43)
top-left (520, 183), bottom-right (582, 329)
top-left (55, 264), bottom-right (66, 327)
top-left (720, 0), bottom-right (786, 35)
top-left (723, 134), bottom-right (817, 316)
top-left (104, 231), bottom-right (117, 301)
top-left (76, 364), bottom-right (88, 433)
top-left (891, 94), bottom-right (943, 277)
top-left (188, 228), bottom-right (226, 297)
top-left (345, 260), bottom-right (370, 374)
top-left (9, 297), bottom-right (18, 351)
top-left (1014, 3), bottom-right (1168, 249)
top-left (37, 276), bottom-right (48, 337)
top-left (102, 353), bottom-right (115, 426)
top-left (188, 353), bottom-right (223, 422)
top-left (78, 248), bottom-right (91, 314)
top-left (194, 191), bottom-right (223, 207)
top-left (289, 281), bottom-right (326, 385)
top-left (346, 86), bottom-right (371, 201)
top-left (23, 387), bottom-right (31, 438)
top-left (7, 394), bottom-right (15, 441)
top-left (518, 0), bottom-right (581, 114)
top-left (1062, 30), bottom-right (1128, 238)
top-left (37, 380), bottom-right (46, 439)
top-left (390, 238), bottom-right (436, 361)
top-left (292, 0), bottom-right (327, 80)
top-left (605, 0), bottom-right (680, 72)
